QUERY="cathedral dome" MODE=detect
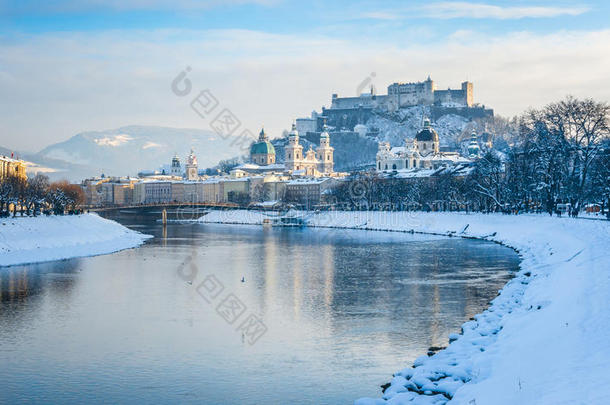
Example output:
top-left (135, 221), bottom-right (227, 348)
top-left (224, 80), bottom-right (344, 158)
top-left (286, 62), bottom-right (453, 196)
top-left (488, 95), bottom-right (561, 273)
top-left (415, 119), bottom-right (438, 142)
top-left (250, 140), bottom-right (275, 155)
top-left (250, 127), bottom-right (276, 156)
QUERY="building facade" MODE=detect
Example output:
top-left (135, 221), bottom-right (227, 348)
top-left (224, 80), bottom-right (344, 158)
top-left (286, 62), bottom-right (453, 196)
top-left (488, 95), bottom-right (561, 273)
top-left (0, 155), bottom-right (27, 181)
top-left (284, 178), bottom-right (336, 207)
top-left (284, 124), bottom-right (334, 176)
top-left (376, 119), bottom-right (469, 172)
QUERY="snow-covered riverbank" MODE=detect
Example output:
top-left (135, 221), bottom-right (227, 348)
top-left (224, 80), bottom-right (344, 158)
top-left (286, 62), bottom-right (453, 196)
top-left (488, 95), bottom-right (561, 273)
top-left (0, 214), bottom-right (152, 267)
top-left (199, 210), bottom-right (610, 404)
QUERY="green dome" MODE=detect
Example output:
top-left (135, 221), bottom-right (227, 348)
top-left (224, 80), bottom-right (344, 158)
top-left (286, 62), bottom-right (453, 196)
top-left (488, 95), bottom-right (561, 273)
top-left (250, 141), bottom-right (275, 155)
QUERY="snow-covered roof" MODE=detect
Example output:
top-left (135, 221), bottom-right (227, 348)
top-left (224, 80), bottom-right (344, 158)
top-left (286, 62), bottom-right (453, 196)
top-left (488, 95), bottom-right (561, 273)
top-left (379, 162), bottom-right (473, 178)
top-left (235, 163), bottom-right (286, 171)
top-left (235, 163), bottom-right (260, 169)
top-left (0, 155), bottom-right (25, 164)
top-left (286, 178), bottom-right (332, 185)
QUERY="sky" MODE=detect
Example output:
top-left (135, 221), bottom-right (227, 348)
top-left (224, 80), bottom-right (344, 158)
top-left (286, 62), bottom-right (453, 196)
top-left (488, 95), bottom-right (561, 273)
top-left (1, 0), bottom-right (609, 152)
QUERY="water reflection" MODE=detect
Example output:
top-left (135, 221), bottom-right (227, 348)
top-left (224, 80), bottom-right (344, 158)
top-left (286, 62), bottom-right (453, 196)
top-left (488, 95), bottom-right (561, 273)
top-left (0, 217), bottom-right (519, 405)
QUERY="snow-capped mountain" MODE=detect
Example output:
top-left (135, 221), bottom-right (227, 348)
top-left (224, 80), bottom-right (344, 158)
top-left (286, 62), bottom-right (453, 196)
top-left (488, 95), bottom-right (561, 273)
top-left (34, 125), bottom-right (240, 180)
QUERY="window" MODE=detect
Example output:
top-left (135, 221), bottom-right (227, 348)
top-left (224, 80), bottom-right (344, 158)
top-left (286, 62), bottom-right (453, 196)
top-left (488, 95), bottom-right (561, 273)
top-left (392, 164), bottom-right (396, 170)
top-left (288, 153), bottom-right (291, 159)
top-left (384, 164), bottom-right (388, 170)
top-left (378, 162), bottom-right (381, 170)
top-left (423, 144), bottom-right (426, 150)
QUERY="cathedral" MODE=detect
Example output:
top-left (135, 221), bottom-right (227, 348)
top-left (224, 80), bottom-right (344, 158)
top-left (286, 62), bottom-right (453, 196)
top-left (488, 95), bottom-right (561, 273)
top-left (284, 123), bottom-right (333, 176)
top-left (248, 124), bottom-right (334, 176)
top-left (376, 119), bottom-right (468, 172)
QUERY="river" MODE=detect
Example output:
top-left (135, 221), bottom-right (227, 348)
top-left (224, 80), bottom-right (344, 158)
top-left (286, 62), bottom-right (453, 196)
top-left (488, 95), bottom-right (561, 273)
top-left (0, 213), bottom-right (520, 404)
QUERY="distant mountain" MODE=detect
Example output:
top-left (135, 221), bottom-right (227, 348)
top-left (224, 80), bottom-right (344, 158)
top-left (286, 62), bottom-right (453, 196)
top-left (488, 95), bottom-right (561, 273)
top-left (33, 125), bottom-right (240, 180)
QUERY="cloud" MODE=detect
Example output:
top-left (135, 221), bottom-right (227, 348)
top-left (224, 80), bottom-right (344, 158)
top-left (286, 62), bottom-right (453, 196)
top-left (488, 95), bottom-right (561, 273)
top-left (359, 2), bottom-right (590, 21)
top-left (0, 27), bottom-right (609, 153)
top-left (423, 2), bottom-right (590, 20)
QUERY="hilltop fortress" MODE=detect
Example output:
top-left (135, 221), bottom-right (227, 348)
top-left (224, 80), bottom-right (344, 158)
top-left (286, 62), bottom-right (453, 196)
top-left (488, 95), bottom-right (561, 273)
top-left (332, 76), bottom-right (473, 110)
top-left (296, 76), bottom-right (493, 135)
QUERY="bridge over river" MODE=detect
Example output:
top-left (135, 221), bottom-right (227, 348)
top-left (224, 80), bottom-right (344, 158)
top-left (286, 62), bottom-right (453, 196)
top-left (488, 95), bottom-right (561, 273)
top-left (88, 202), bottom-right (241, 221)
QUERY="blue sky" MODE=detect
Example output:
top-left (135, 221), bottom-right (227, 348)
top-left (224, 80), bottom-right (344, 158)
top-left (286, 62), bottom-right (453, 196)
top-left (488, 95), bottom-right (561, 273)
top-left (1, 1), bottom-right (606, 36)
top-left (1, 0), bottom-right (609, 151)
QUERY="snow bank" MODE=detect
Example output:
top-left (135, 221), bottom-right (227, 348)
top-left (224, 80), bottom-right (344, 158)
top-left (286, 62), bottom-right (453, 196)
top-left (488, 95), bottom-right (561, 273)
top-left (199, 210), bottom-right (610, 404)
top-left (0, 214), bottom-right (152, 267)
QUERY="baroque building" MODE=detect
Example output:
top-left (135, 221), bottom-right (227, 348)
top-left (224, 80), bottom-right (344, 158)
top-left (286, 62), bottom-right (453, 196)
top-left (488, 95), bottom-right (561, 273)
top-left (284, 123), bottom-right (334, 176)
top-left (376, 119), bottom-right (468, 172)
top-left (0, 155), bottom-right (27, 181)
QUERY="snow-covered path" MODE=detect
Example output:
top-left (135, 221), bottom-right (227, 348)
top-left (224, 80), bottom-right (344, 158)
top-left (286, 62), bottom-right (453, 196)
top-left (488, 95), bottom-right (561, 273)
top-left (199, 210), bottom-right (610, 405)
top-left (0, 214), bottom-right (152, 267)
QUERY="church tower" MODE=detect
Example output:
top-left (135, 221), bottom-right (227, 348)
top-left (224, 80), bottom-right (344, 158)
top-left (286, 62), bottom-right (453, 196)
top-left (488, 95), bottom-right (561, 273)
top-left (170, 154), bottom-right (182, 177)
top-left (285, 122), bottom-right (303, 171)
top-left (316, 124), bottom-right (334, 173)
top-left (185, 148), bottom-right (198, 180)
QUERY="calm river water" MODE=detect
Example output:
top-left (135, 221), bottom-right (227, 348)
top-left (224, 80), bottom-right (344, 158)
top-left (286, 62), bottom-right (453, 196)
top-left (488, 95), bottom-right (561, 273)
top-left (0, 213), bottom-right (520, 404)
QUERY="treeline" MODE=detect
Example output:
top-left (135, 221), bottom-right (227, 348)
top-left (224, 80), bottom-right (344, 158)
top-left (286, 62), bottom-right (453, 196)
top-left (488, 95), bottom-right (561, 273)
top-left (0, 174), bottom-right (85, 217)
top-left (330, 96), bottom-right (610, 218)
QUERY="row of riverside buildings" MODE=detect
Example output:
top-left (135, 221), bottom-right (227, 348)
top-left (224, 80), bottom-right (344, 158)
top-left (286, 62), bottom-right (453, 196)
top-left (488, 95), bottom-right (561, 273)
top-left (81, 127), bottom-right (341, 209)
top-left (82, 174), bottom-right (338, 209)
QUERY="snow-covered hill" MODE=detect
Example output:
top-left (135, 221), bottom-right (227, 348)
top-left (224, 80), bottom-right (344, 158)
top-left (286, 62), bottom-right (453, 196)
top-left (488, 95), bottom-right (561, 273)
top-left (367, 106), bottom-right (472, 149)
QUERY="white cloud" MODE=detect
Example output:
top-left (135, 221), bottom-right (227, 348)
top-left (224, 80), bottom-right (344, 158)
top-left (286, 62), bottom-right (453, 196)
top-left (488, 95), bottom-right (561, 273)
top-left (360, 2), bottom-right (589, 21)
top-left (424, 2), bottom-right (589, 20)
top-left (0, 28), bottom-right (609, 152)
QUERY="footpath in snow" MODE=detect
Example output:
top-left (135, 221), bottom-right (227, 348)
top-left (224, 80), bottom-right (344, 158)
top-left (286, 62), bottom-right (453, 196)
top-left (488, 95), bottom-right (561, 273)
top-left (0, 213), bottom-right (152, 267)
top-left (199, 209), bottom-right (610, 405)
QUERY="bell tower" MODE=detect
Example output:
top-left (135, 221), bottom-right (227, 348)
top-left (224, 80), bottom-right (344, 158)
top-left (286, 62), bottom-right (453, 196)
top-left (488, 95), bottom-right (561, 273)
top-left (316, 124), bottom-right (334, 174)
top-left (185, 148), bottom-right (198, 180)
top-left (285, 122), bottom-right (303, 171)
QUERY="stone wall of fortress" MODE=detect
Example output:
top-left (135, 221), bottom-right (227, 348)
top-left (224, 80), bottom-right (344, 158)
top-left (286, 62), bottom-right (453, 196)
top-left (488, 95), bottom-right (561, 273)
top-left (330, 79), bottom-right (474, 111)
